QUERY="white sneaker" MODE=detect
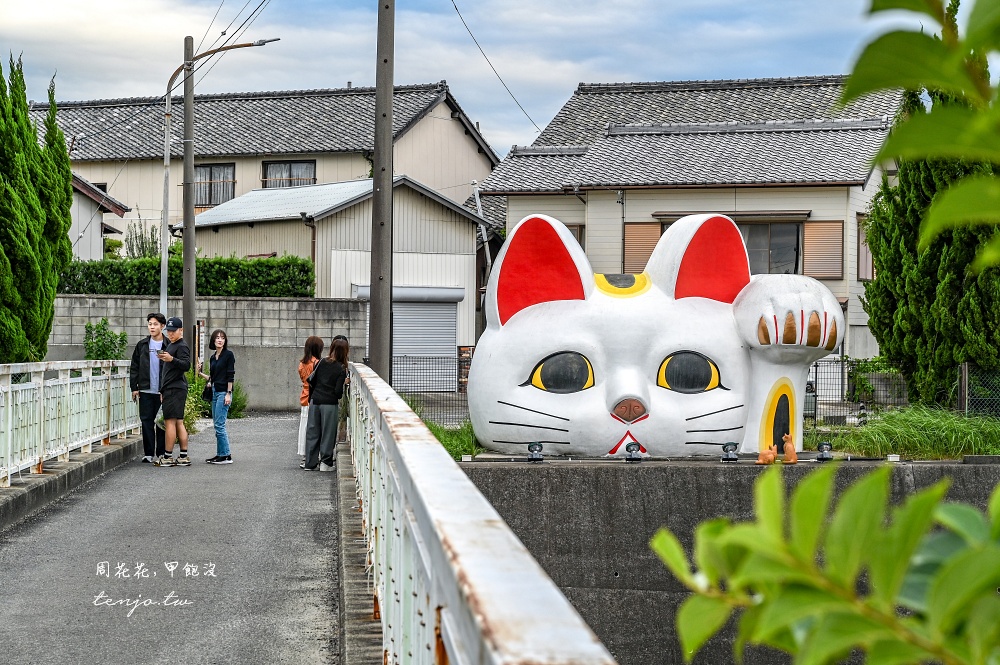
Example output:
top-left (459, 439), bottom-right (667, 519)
top-left (141, 456), bottom-right (154, 463)
top-left (319, 461), bottom-right (335, 472)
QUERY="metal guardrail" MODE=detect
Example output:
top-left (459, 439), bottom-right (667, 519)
top-left (0, 360), bottom-right (140, 487)
top-left (348, 362), bottom-right (615, 665)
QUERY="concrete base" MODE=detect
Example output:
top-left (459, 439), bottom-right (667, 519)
top-left (463, 459), bottom-right (1000, 665)
top-left (337, 444), bottom-right (384, 664)
top-left (0, 436), bottom-right (141, 533)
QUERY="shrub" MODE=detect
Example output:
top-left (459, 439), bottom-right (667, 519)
top-left (83, 317), bottom-right (128, 360)
top-left (188, 371), bottom-right (247, 419)
top-left (59, 255), bottom-right (315, 298)
top-left (652, 465), bottom-right (1000, 664)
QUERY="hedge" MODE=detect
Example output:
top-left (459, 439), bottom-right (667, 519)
top-left (59, 255), bottom-right (315, 298)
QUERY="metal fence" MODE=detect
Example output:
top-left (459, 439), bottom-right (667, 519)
top-left (348, 362), bottom-right (614, 665)
top-left (0, 360), bottom-right (140, 487)
top-left (804, 358), bottom-right (908, 430)
top-left (959, 363), bottom-right (1000, 416)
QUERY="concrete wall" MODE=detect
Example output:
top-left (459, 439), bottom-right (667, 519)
top-left (47, 294), bottom-right (368, 410)
top-left (463, 460), bottom-right (1000, 665)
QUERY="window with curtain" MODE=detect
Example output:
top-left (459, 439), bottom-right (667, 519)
top-left (262, 160), bottom-right (316, 188)
top-left (194, 164), bottom-right (235, 207)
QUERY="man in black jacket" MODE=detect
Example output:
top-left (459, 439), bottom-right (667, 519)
top-left (129, 313), bottom-right (167, 463)
top-left (154, 317), bottom-right (192, 467)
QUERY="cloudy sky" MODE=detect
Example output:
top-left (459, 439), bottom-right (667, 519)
top-left (1, 0), bottom-right (921, 156)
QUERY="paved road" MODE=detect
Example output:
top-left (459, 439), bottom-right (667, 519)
top-left (0, 413), bottom-right (340, 665)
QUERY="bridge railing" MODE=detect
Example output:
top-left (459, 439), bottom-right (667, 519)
top-left (348, 363), bottom-right (615, 665)
top-left (0, 360), bottom-right (140, 487)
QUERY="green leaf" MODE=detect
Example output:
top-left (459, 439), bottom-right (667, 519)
top-left (693, 518), bottom-right (731, 587)
top-left (966, 0), bottom-right (1000, 50)
top-left (650, 528), bottom-right (692, 584)
top-left (796, 612), bottom-right (896, 665)
top-left (719, 523), bottom-right (783, 554)
top-left (919, 176), bottom-right (1000, 250)
top-left (843, 31), bottom-right (983, 106)
top-left (869, 480), bottom-right (949, 610)
top-left (823, 467), bottom-right (890, 588)
top-left (876, 105), bottom-right (1000, 164)
top-left (968, 595), bottom-right (1000, 665)
top-left (788, 465), bottom-right (837, 563)
top-left (869, 0), bottom-right (945, 23)
top-left (734, 603), bottom-right (762, 664)
top-left (729, 552), bottom-right (817, 589)
top-left (990, 482), bottom-right (1000, 540)
top-left (899, 530), bottom-right (968, 612)
top-left (753, 587), bottom-right (851, 642)
top-left (935, 502), bottom-right (991, 545)
top-left (927, 543), bottom-right (1000, 635)
top-left (865, 639), bottom-right (936, 665)
top-left (755, 465), bottom-right (784, 542)
top-left (972, 231), bottom-right (1000, 273)
top-left (676, 595), bottom-right (732, 663)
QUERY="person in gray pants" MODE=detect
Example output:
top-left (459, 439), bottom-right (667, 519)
top-left (302, 338), bottom-right (348, 471)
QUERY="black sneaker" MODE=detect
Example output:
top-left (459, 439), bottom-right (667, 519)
top-left (210, 455), bottom-right (232, 465)
top-left (205, 456), bottom-right (219, 463)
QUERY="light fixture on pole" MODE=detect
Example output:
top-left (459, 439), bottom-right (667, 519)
top-left (158, 37), bottom-right (279, 316)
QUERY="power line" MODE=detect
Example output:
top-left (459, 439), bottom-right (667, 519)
top-left (196, 0), bottom-right (227, 53)
top-left (450, 0), bottom-right (540, 133)
top-left (195, 0), bottom-right (271, 87)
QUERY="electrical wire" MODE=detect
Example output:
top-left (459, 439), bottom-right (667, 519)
top-left (450, 0), bottom-right (540, 133)
top-left (195, 0), bottom-right (271, 87)
top-left (196, 0), bottom-right (228, 53)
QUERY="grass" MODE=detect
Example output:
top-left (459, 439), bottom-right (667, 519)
top-left (811, 405), bottom-right (1000, 459)
top-left (425, 420), bottom-right (484, 461)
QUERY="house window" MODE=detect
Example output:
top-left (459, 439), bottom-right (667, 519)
top-left (803, 221), bottom-right (844, 279)
top-left (858, 219), bottom-right (874, 281)
top-left (194, 163), bottom-right (236, 207)
top-left (736, 223), bottom-right (801, 275)
top-left (565, 224), bottom-right (585, 250)
top-left (93, 182), bottom-right (107, 192)
top-left (262, 160), bottom-right (316, 188)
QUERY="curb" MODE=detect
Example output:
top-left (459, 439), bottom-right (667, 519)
top-left (0, 436), bottom-right (142, 533)
top-left (336, 443), bottom-right (384, 665)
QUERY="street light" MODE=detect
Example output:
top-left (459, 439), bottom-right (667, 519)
top-left (159, 36), bottom-right (279, 316)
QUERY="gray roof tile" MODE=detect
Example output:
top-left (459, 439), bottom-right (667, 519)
top-left (480, 75), bottom-right (902, 192)
top-left (32, 83), bottom-right (497, 163)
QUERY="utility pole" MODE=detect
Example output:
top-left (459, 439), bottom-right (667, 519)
top-left (369, 0), bottom-right (394, 381)
top-left (182, 36), bottom-right (197, 367)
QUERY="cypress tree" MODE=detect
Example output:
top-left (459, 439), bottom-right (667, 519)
top-left (863, 3), bottom-right (1000, 404)
top-left (0, 56), bottom-right (71, 362)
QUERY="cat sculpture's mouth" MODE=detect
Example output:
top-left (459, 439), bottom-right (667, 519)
top-left (608, 412), bottom-right (649, 455)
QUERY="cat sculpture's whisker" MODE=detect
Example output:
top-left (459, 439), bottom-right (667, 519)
top-left (684, 441), bottom-right (730, 446)
top-left (685, 404), bottom-right (744, 421)
top-left (488, 421), bottom-right (570, 433)
top-left (496, 400), bottom-right (569, 421)
top-left (686, 425), bottom-right (744, 434)
top-left (493, 439), bottom-right (571, 445)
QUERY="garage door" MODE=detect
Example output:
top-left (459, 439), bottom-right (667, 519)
top-left (392, 302), bottom-right (457, 391)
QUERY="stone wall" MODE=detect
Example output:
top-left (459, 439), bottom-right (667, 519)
top-left (463, 460), bottom-right (1000, 665)
top-left (48, 295), bottom-right (368, 410)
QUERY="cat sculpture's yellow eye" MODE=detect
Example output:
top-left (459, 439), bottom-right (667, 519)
top-left (524, 352), bottom-right (595, 394)
top-left (657, 351), bottom-right (724, 393)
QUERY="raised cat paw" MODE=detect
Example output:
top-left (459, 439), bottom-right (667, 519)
top-left (733, 274), bottom-right (845, 361)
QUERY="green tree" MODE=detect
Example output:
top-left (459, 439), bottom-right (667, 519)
top-left (83, 317), bottom-right (128, 360)
top-left (0, 57), bottom-right (72, 363)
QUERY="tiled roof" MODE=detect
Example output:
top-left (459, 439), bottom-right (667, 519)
top-left (480, 75), bottom-right (902, 192)
top-left (462, 192), bottom-right (507, 231)
top-left (194, 175), bottom-right (485, 228)
top-left (31, 82), bottom-right (497, 163)
top-left (71, 173), bottom-right (130, 216)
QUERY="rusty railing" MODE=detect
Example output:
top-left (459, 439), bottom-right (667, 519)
top-left (348, 362), bottom-right (615, 665)
top-left (0, 360), bottom-right (140, 487)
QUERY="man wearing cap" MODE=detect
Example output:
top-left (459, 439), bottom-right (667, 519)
top-left (155, 317), bottom-right (192, 467)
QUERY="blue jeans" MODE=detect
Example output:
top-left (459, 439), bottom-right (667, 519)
top-left (212, 389), bottom-right (231, 456)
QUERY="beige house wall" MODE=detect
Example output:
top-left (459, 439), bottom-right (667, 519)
top-left (394, 101), bottom-right (495, 205)
top-left (69, 194), bottom-right (106, 261)
top-left (195, 219), bottom-right (312, 260)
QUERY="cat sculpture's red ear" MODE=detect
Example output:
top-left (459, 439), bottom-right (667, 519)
top-left (646, 214), bottom-right (750, 303)
top-left (493, 215), bottom-right (589, 326)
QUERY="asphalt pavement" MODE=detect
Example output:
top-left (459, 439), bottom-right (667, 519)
top-left (0, 412), bottom-right (341, 665)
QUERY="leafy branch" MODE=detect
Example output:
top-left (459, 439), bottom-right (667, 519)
top-left (651, 465), bottom-right (1000, 664)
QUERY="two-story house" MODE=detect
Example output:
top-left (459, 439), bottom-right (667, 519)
top-left (33, 81), bottom-right (498, 234)
top-left (478, 75), bottom-right (902, 358)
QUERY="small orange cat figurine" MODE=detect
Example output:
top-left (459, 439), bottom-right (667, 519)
top-left (756, 444), bottom-right (778, 465)
top-left (782, 433), bottom-right (798, 464)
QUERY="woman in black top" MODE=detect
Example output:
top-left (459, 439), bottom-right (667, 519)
top-left (198, 329), bottom-right (236, 464)
top-left (303, 338), bottom-right (348, 471)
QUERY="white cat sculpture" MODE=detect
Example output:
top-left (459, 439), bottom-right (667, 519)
top-left (468, 213), bottom-right (844, 458)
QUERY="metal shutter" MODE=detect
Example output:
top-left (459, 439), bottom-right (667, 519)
top-left (624, 223), bottom-right (662, 274)
top-left (803, 221), bottom-right (844, 279)
top-left (391, 302), bottom-right (458, 391)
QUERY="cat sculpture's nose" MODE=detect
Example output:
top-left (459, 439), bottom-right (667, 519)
top-left (613, 398), bottom-right (647, 423)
